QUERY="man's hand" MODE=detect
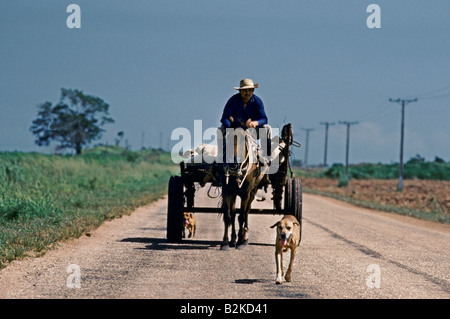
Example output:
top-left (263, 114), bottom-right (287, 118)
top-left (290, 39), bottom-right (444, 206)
top-left (246, 119), bottom-right (258, 128)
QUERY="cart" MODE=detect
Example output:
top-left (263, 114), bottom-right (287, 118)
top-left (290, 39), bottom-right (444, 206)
top-left (166, 123), bottom-right (302, 243)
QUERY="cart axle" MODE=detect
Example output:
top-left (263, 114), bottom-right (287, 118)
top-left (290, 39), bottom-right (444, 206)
top-left (183, 207), bottom-right (283, 215)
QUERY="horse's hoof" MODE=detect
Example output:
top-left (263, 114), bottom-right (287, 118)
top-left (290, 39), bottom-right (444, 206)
top-left (236, 240), bottom-right (248, 250)
top-left (229, 242), bottom-right (236, 248)
top-left (220, 244), bottom-right (230, 251)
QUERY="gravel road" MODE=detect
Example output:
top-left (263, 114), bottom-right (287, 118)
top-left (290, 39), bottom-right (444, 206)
top-left (1, 186), bottom-right (449, 299)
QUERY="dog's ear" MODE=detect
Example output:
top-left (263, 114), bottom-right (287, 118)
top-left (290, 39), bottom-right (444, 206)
top-left (270, 221), bottom-right (280, 228)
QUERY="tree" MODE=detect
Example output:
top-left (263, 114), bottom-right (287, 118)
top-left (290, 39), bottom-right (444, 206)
top-left (30, 88), bottom-right (114, 154)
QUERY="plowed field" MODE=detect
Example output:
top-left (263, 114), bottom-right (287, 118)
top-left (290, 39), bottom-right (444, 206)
top-left (301, 178), bottom-right (450, 222)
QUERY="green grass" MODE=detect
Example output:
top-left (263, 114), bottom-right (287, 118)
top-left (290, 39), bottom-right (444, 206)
top-left (0, 147), bottom-right (177, 269)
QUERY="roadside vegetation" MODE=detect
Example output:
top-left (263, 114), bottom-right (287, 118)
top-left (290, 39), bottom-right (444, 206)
top-left (322, 157), bottom-right (449, 181)
top-left (296, 156), bottom-right (450, 181)
top-left (294, 157), bottom-right (450, 224)
top-left (0, 147), bottom-right (177, 269)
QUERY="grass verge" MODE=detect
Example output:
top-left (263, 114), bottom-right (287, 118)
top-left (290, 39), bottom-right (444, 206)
top-left (0, 147), bottom-right (177, 269)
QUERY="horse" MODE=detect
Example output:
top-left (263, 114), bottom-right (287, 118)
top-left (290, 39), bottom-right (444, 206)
top-left (215, 126), bottom-right (268, 250)
top-left (200, 123), bottom-right (294, 251)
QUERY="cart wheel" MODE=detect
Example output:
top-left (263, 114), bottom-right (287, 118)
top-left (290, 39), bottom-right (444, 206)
top-left (284, 177), bottom-right (303, 241)
top-left (167, 176), bottom-right (184, 242)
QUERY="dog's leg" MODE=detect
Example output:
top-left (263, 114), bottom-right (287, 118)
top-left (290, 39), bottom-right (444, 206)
top-left (285, 247), bottom-right (297, 282)
top-left (192, 224), bottom-right (196, 238)
top-left (275, 250), bottom-right (283, 284)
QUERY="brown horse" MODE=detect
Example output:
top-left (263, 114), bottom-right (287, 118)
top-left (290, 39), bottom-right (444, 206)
top-left (215, 127), bottom-right (268, 250)
top-left (214, 123), bottom-right (296, 250)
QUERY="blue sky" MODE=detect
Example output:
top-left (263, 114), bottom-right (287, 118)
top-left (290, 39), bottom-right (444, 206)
top-left (1, 0), bottom-right (449, 165)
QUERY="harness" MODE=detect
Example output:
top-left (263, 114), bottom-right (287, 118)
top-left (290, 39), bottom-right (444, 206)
top-left (218, 128), bottom-right (262, 188)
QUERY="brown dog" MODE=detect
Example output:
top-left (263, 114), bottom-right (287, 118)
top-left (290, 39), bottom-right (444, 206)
top-left (182, 212), bottom-right (196, 238)
top-left (270, 215), bottom-right (301, 284)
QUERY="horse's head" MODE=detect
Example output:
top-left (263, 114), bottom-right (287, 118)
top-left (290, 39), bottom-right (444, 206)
top-left (281, 123), bottom-right (292, 145)
top-left (219, 128), bottom-right (260, 187)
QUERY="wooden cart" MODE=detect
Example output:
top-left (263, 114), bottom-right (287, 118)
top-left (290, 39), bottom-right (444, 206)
top-left (166, 123), bottom-right (302, 243)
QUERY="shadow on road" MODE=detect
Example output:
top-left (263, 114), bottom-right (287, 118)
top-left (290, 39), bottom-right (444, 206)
top-left (120, 237), bottom-right (222, 250)
top-left (120, 237), bottom-right (274, 251)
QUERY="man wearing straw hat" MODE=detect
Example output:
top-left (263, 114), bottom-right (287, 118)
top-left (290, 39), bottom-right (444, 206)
top-left (219, 79), bottom-right (271, 166)
top-left (220, 78), bottom-right (268, 130)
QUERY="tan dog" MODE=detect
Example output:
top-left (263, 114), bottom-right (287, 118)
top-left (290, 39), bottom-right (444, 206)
top-left (270, 215), bottom-right (301, 284)
top-left (182, 212), bottom-right (196, 238)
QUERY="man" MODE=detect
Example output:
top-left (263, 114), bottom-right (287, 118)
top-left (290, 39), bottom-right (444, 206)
top-left (220, 79), bottom-right (268, 130)
top-left (219, 79), bottom-right (270, 165)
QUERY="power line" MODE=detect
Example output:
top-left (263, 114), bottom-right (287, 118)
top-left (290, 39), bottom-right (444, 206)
top-left (354, 100), bottom-right (391, 123)
top-left (389, 98), bottom-right (418, 191)
top-left (412, 85), bottom-right (450, 98)
top-left (348, 85), bottom-right (450, 125)
top-left (416, 93), bottom-right (450, 100)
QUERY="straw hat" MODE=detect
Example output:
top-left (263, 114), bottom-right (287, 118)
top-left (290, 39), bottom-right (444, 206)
top-left (234, 79), bottom-right (259, 90)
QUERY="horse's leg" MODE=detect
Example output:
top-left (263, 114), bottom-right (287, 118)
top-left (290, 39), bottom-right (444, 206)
top-left (221, 185), bottom-right (232, 251)
top-left (221, 219), bottom-right (230, 251)
top-left (236, 204), bottom-right (249, 250)
top-left (229, 194), bottom-right (237, 247)
top-left (237, 185), bottom-right (259, 250)
top-left (236, 196), bottom-right (251, 249)
top-left (221, 203), bottom-right (232, 251)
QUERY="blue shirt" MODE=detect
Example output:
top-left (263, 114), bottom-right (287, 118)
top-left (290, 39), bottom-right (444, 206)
top-left (220, 93), bottom-right (268, 128)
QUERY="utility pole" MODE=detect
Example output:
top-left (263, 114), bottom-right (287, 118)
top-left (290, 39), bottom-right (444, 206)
top-left (389, 98), bottom-right (418, 191)
top-left (320, 122), bottom-right (335, 167)
top-left (301, 128), bottom-right (314, 169)
top-left (338, 121), bottom-right (359, 182)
